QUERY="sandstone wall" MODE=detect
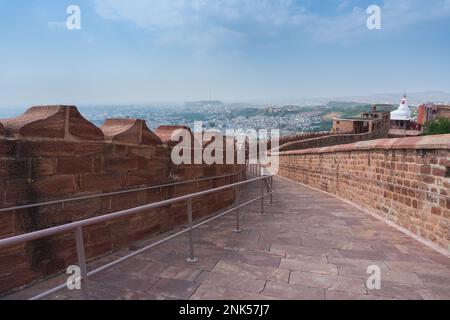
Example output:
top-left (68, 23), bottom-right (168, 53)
top-left (0, 106), bottom-right (243, 295)
top-left (278, 112), bottom-right (390, 152)
top-left (277, 134), bottom-right (450, 253)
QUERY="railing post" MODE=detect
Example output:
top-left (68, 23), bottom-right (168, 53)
top-left (75, 226), bottom-right (89, 299)
top-left (234, 187), bottom-right (242, 233)
top-left (260, 178), bottom-right (265, 216)
top-left (186, 198), bottom-right (198, 263)
top-left (270, 176), bottom-right (273, 205)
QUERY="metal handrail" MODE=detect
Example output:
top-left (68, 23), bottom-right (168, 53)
top-left (0, 170), bottom-right (274, 301)
top-left (0, 168), bottom-right (247, 213)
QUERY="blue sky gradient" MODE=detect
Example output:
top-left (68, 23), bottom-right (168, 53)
top-left (0, 0), bottom-right (449, 107)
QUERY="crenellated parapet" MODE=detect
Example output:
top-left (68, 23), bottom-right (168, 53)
top-left (0, 105), bottom-right (244, 296)
top-left (154, 125), bottom-right (193, 147)
top-left (101, 118), bottom-right (162, 146)
top-left (0, 105), bottom-right (104, 141)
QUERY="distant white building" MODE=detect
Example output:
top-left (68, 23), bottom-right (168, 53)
top-left (391, 94), bottom-right (415, 129)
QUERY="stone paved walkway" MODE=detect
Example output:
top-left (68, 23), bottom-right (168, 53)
top-left (5, 177), bottom-right (450, 300)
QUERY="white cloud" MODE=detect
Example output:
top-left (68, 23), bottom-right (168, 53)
top-left (92, 0), bottom-right (450, 45)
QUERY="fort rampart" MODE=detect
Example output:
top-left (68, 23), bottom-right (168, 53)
top-left (276, 135), bottom-right (450, 254)
top-left (0, 106), bottom-right (243, 294)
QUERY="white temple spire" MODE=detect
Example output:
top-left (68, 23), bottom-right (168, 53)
top-left (391, 93), bottom-right (412, 121)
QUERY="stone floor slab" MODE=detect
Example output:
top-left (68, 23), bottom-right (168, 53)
top-left (4, 177), bottom-right (450, 300)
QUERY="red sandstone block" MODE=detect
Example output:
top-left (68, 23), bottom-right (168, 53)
top-left (439, 158), bottom-right (450, 167)
top-left (101, 118), bottom-right (162, 146)
top-left (31, 158), bottom-right (56, 177)
top-left (1, 106), bottom-right (66, 139)
top-left (57, 157), bottom-right (92, 175)
top-left (0, 212), bottom-right (15, 238)
top-left (126, 170), bottom-right (168, 187)
top-left (113, 144), bottom-right (128, 157)
top-left (126, 145), bottom-right (157, 158)
top-left (83, 173), bottom-right (123, 192)
top-left (420, 165), bottom-right (432, 175)
top-left (68, 107), bottom-right (104, 141)
top-left (104, 157), bottom-right (139, 172)
top-left (1, 106), bottom-right (104, 141)
top-left (0, 244), bottom-right (41, 294)
top-left (85, 239), bottom-right (114, 259)
top-left (110, 191), bottom-right (147, 212)
top-left (0, 159), bottom-right (27, 179)
top-left (0, 139), bottom-right (17, 157)
top-left (92, 157), bottom-right (103, 173)
top-left (175, 165), bottom-right (205, 180)
top-left (5, 179), bottom-right (33, 204)
top-left (137, 158), bottom-right (167, 171)
top-left (421, 175), bottom-right (435, 184)
top-left (405, 197), bottom-right (412, 207)
top-left (432, 167), bottom-right (446, 177)
top-left (154, 125), bottom-right (193, 147)
top-left (146, 188), bottom-right (167, 203)
top-left (74, 142), bottom-right (113, 157)
top-left (84, 224), bottom-right (111, 246)
top-left (18, 140), bottom-right (75, 157)
top-left (31, 175), bottom-right (75, 199)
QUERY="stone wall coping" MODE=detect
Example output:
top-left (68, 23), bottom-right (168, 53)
top-left (276, 134), bottom-right (450, 156)
top-left (0, 105), bottom-right (104, 141)
top-left (101, 118), bottom-right (162, 146)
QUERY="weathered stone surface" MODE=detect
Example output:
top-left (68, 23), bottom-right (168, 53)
top-left (279, 259), bottom-right (338, 275)
top-left (154, 125), bottom-right (192, 146)
top-left (68, 107), bottom-right (104, 141)
top-left (0, 139), bottom-right (17, 157)
top-left (150, 278), bottom-right (199, 299)
top-left (0, 111), bottom-right (244, 296)
top-left (213, 260), bottom-right (290, 282)
top-left (262, 281), bottom-right (325, 300)
top-left (56, 158), bottom-right (92, 175)
top-left (191, 284), bottom-right (277, 300)
top-left (5, 177), bottom-right (450, 300)
top-left (278, 135), bottom-right (450, 252)
top-left (290, 271), bottom-right (337, 288)
top-left (1, 106), bottom-right (66, 139)
top-left (196, 271), bottom-right (266, 293)
top-left (101, 118), bottom-right (162, 145)
top-left (0, 106), bottom-right (104, 141)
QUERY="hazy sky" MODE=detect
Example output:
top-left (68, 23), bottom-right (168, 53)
top-left (1, 0), bottom-right (449, 107)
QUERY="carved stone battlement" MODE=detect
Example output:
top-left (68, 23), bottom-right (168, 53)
top-left (1, 105), bottom-right (104, 141)
top-left (0, 105), bottom-right (244, 296)
top-left (101, 118), bottom-right (162, 146)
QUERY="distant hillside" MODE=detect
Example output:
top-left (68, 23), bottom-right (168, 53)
top-left (326, 101), bottom-right (364, 108)
top-left (337, 91), bottom-right (450, 105)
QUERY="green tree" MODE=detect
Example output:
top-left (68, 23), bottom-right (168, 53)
top-left (424, 118), bottom-right (450, 135)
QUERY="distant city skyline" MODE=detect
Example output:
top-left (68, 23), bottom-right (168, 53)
top-left (1, 0), bottom-right (450, 108)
